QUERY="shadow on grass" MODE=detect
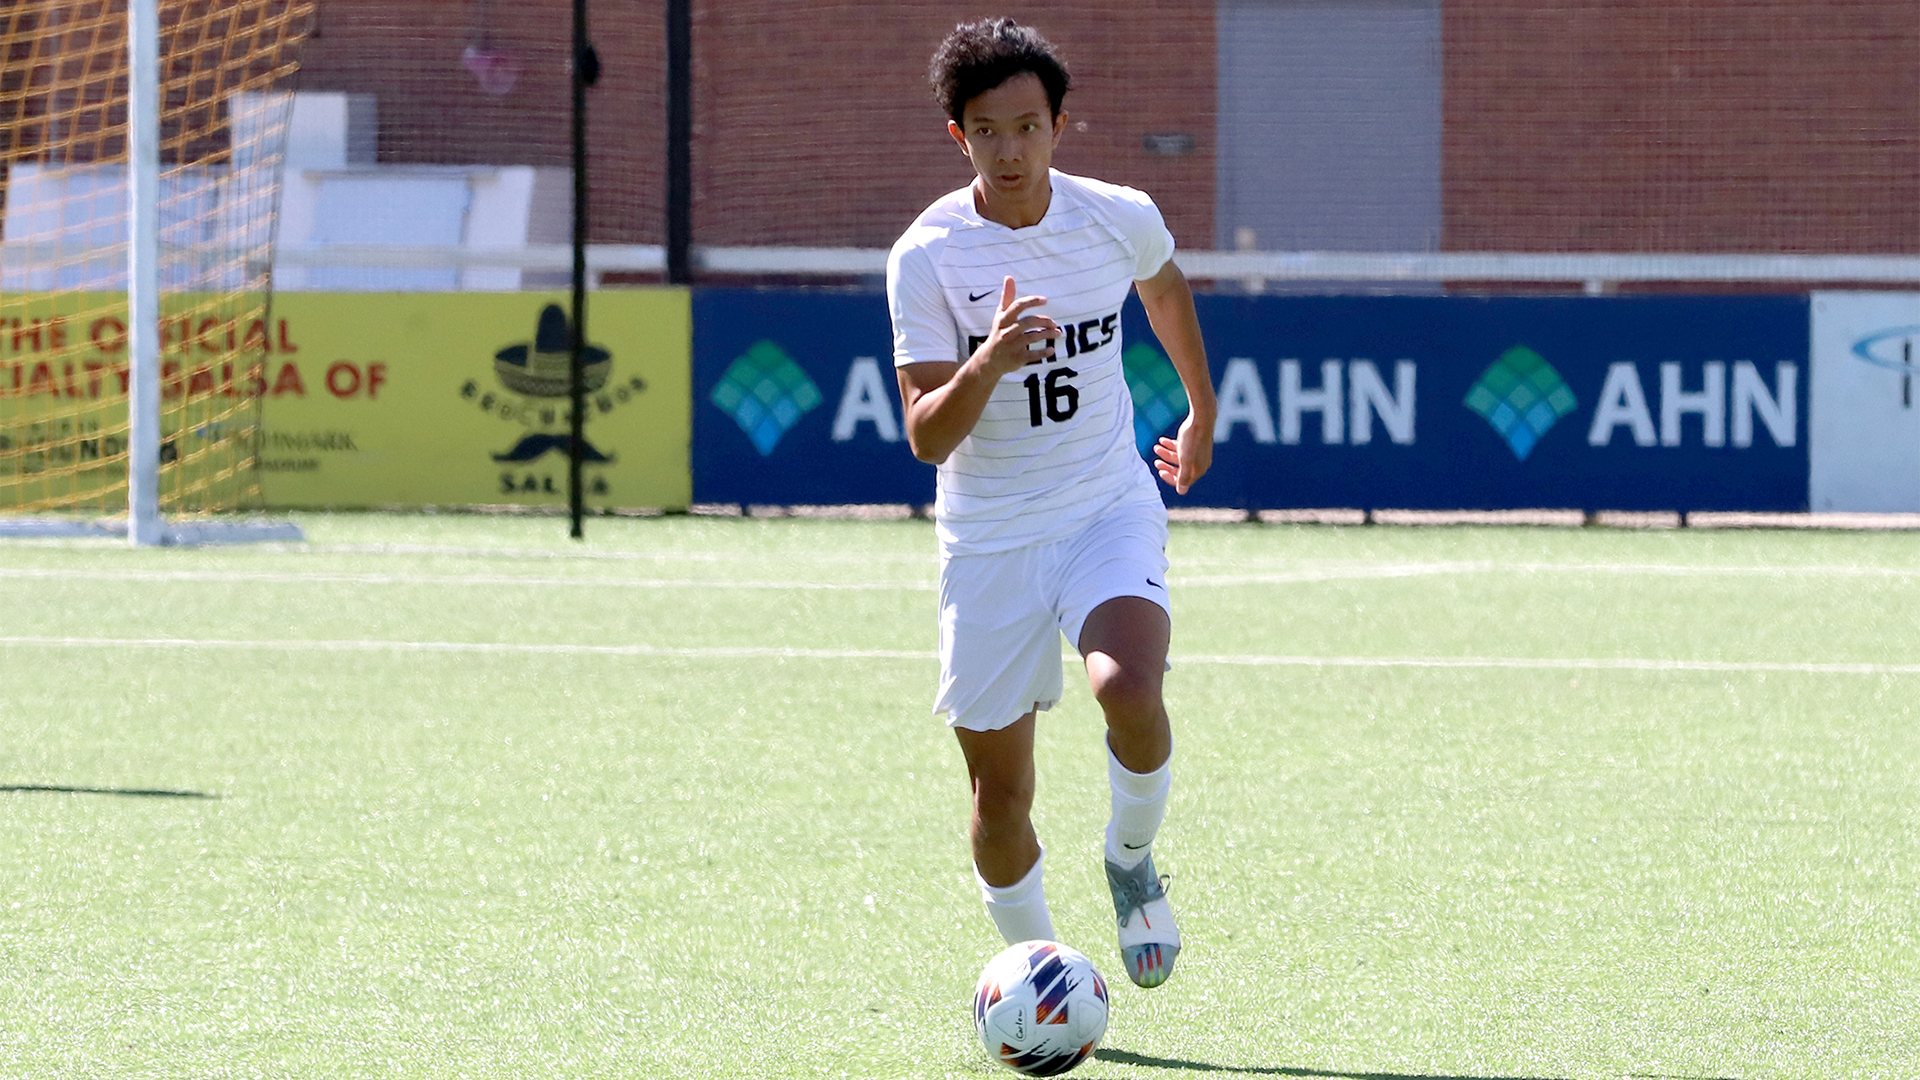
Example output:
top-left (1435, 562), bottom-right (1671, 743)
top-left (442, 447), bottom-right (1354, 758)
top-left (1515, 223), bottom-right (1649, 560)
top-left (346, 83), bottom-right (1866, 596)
top-left (1, 784), bottom-right (220, 799)
top-left (1095, 1048), bottom-right (1572, 1080)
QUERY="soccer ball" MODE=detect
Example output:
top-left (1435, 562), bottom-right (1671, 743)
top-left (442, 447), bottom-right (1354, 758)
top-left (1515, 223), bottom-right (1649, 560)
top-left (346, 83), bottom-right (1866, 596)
top-left (972, 940), bottom-right (1110, 1076)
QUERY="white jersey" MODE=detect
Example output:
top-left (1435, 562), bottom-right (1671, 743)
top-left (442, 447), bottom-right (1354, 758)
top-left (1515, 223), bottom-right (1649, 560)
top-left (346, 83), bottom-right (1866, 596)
top-left (888, 170), bottom-right (1175, 556)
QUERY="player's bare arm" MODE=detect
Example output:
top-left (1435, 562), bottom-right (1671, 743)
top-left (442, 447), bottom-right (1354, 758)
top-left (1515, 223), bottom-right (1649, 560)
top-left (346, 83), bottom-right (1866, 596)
top-left (897, 276), bottom-right (1061, 464)
top-left (1135, 259), bottom-right (1217, 494)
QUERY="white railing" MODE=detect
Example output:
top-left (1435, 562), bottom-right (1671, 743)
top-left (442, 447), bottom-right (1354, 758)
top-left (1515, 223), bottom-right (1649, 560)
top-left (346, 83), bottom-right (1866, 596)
top-left (279, 247), bottom-right (1920, 293)
top-left (1174, 251), bottom-right (1920, 294)
top-left (9, 242), bottom-right (1920, 292)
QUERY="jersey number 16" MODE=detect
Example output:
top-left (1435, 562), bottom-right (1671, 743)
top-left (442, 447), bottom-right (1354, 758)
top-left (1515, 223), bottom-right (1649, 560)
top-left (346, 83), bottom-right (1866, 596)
top-left (1023, 367), bottom-right (1079, 427)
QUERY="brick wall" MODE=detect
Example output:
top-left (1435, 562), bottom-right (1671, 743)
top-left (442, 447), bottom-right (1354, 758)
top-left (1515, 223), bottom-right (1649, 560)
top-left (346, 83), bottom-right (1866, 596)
top-left (1444, 0), bottom-right (1920, 254)
top-left (295, 0), bottom-right (664, 247)
top-left (293, 1), bottom-right (1215, 252)
top-left (284, 1), bottom-right (1920, 259)
top-left (688, 3), bottom-right (1216, 249)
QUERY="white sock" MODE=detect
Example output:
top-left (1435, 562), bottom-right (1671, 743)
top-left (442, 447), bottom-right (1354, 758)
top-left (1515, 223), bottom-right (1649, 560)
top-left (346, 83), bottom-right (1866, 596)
top-left (1104, 743), bottom-right (1171, 870)
top-left (978, 847), bottom-right (1056, 945)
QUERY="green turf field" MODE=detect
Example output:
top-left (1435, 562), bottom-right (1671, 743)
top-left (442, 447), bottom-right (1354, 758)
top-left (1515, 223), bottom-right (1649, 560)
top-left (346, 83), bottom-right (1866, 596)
top-left (1, 513), bottom-right (1915, 1079)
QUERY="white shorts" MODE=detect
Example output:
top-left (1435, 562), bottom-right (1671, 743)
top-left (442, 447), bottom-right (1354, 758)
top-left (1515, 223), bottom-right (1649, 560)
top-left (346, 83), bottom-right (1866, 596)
top-left (934, 494), bottom-right (1171, 731)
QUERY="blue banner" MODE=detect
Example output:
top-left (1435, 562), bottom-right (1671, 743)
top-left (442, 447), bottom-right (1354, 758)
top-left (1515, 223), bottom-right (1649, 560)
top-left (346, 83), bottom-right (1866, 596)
top-left (1157, 294), bottom-right (1810, 512)
top-left (692, 290), bottom-right (1810, 513)
top-left (693, 290), bottom-right (932, 506)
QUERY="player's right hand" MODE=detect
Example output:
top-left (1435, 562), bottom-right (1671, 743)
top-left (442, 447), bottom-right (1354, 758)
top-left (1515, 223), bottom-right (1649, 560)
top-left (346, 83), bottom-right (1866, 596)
top-left (975, 277), bottom-right (1059, 377)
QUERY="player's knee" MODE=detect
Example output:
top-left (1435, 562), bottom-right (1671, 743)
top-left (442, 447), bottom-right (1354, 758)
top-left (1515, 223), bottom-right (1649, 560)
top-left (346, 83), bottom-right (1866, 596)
top-left (1090, 663), bottom-right (1163, 724)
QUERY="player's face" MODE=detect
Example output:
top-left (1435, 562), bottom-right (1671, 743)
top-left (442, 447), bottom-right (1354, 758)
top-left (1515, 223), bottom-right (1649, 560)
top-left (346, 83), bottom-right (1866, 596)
top-left (949, 72), bottom-right (1067, 206)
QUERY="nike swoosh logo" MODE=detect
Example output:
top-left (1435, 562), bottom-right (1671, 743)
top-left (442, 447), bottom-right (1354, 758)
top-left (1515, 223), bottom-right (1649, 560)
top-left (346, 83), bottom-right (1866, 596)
top-left (967, 289), bottom-right (995, 302)
top-left (1146, 578), bottom-right (1163, 589)
top-left (1122, 841), bottom-right (1148, 850)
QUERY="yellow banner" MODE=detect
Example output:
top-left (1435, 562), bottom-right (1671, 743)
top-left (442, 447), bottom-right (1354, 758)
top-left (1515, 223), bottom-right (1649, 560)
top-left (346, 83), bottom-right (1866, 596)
top-left (0, 292), bottom-right (270, 511)
top-left (258, 291), bottom-right (691, 510)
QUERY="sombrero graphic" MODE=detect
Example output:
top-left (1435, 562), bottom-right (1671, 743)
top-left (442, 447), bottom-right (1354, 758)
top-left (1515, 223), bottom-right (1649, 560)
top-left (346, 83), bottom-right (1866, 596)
top-left (494, 304), bottom-right (612, 399)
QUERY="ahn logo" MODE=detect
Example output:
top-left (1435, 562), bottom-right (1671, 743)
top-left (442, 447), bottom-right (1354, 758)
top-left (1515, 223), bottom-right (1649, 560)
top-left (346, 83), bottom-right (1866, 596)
top-left (1460, 344), bottom-right (1799, 458)
top-left (710, 342), bottom-right (904, 456)
top-left (1464, 346), bottom-right (1578, 461)
top-left (709, 340), bottom-right (823, 455)
top-left (1586, 360), bottom-right (1797, 448)
top-left (1212, 357), bottom-right (1416, 446)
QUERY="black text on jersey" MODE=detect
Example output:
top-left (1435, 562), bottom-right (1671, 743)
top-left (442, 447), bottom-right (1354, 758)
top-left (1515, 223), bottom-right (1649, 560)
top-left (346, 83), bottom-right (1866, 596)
top-left (964, 310), bottom-right (1118, 363)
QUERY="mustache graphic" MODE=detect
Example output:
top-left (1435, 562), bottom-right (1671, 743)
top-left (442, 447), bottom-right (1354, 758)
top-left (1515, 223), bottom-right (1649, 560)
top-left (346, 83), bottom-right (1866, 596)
top-left (491, 434), bottom-right (616, 463)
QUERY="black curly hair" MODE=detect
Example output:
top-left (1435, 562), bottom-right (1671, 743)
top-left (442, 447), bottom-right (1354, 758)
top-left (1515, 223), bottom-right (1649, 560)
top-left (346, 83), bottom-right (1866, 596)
top-left (928, 18), bottom-right (1071, 126)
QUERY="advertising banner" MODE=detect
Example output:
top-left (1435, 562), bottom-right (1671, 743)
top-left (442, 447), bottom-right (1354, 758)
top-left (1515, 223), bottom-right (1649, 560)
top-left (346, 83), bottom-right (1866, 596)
top-left (1808, 292), bottom-right (1920, 512)
top-left (1171, 294), bottom-right (1808, 512)
top-left (0, 292), bottom-right (304, 511)
top-left (0, 291), bottom-right (691, 511)
top-left (260, 291), bottom-right (691, 510)
top-left (693, 290), bottom-right (932, 506)
top-left (691, 290), bottom-right (1810, 513)
top-left (0, 293), bottom-right (143, 507)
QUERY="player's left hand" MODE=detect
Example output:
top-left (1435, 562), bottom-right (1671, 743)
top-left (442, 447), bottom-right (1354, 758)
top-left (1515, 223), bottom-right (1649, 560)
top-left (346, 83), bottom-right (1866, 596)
top-left (1153, 414), bottom-right (1213, 495)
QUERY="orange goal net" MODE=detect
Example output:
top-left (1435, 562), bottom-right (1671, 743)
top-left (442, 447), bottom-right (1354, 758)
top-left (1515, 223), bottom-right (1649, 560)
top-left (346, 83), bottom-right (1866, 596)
top-left (0, 0), bottom-right (311, 516)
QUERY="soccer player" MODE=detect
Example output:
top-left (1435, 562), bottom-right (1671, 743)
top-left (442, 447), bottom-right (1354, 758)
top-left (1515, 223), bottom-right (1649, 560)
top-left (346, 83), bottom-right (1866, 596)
top-left (887, 18), bottom-right (1217, 990)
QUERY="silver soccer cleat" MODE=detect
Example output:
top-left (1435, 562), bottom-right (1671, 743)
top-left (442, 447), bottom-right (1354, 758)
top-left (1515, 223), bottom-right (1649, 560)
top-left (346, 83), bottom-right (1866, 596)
top-left (1106, 852), bottom-right (1181, 988)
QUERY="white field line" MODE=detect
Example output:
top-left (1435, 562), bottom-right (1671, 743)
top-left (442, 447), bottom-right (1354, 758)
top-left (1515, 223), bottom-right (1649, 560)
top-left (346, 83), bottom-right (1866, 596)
top-left (0, 567), bottom-right (931, 590)
top-left (13, 533), bottom-right (1920, 578)
top-left (1176, 560), bottom-right (1920, 585)
top-left (0, 538), bottom-right (939, 564)
top-left (1177, 654), bottom-right (1920, 675)
top-left (304, 544), bottom-right (1920, 580)
top-left (0, 635), bottom-right (932, 660)
top-left (2, 560), bottom-right (1917, 590)
top-left (1, 635), bottom-right (1916, 675)
top-left (313, 543), bottom-right (939, 565)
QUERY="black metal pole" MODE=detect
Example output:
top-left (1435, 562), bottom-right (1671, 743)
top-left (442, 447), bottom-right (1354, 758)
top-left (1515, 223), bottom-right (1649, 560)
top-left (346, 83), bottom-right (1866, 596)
top-left (569, 0), bottom-right (593, 539)
top-left (665, 0), bottom-right (692, 284)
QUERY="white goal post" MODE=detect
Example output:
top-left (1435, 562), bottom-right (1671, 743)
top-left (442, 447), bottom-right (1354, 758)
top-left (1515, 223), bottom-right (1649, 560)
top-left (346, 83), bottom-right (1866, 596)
top-left (127, 0), bottom-right (162, 545)
top-left (123, 0), bottom-right (301, 546)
